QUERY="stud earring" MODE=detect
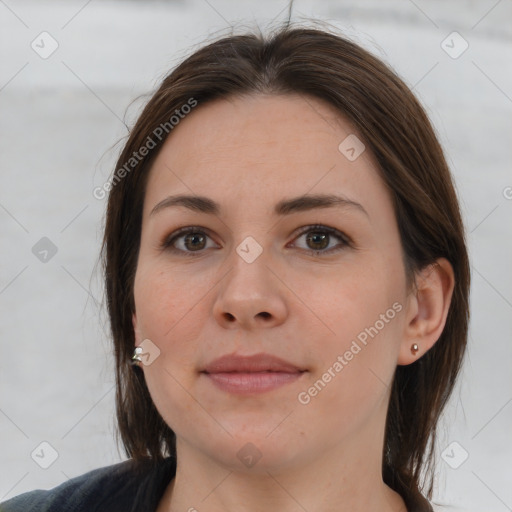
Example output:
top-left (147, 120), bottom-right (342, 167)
top-left (131, 346), bottom-right (143, 366)
top-left (411, 343), bottom-right (419, 356)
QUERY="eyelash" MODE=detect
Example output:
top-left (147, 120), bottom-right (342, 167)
top-left (160, 224), bottom-right (353, 257)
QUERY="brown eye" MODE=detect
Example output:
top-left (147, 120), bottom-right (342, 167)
top-left (292, 225), bottom-right (351, 255)
top-left (305, 231), bottom-right (330, 251)
top-left (162, 227), bottom-right (217, 255)
top-left (182, 232), bottom-right (207, 251)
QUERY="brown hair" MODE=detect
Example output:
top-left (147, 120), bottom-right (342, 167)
top-left (100, 22), bottom-right (470, 505)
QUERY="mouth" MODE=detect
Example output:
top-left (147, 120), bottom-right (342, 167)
top-left (200, 353), bottom-right (307, 394)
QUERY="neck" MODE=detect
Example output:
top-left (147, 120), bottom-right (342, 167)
top-left (159, 437), bottom-right (407, 512)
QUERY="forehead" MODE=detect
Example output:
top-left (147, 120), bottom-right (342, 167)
top-left (143, 93), bottom-right (386, 218)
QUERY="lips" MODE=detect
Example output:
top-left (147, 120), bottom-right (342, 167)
top-left (201, 353), bottom-right (305, 374)
top-left (201, 353), bottom-right (307, 394)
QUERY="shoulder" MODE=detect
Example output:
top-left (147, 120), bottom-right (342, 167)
top-left (0, 458), bottom-right (172, 512)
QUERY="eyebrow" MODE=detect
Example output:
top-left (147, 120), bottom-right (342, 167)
top-left (149, 193), bottom-right (369, 218)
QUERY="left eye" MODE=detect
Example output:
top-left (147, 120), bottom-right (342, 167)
top-left (290, 225), bottom-right (350, 254)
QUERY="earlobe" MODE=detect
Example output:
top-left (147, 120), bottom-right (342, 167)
top-left (398, 258), bottom-right (455, 365)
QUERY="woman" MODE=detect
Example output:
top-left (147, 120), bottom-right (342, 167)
top-left (1, 22), bottom-right (470, 512)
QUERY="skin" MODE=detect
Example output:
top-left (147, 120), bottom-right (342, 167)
top-left (131, 93), bottom-right (455, 512)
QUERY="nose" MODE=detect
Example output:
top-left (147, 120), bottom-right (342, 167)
top-left (212, 249), bottom-right (288, 331)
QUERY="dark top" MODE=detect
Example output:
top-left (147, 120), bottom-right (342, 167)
top-left (0, 457), bottom-right (177, 512)
top-left (0, 456), bottom-right (433, 511)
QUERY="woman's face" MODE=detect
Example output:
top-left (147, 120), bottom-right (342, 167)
top-left (132, 93), bottom-right (413, 472)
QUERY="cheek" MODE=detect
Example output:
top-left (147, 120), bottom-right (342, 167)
top-left (305, 260), bottom-right (399, 339)
top-left (134, 264), bottom-right (205, 338)
top-left (297, 295), bottom-right (404, 439)
top-left (303, 262), bottom-right (404, 391)
top-left (132, 269), bottom-right (195, 385)
top-left (134, 265), bottom-right (211, 429)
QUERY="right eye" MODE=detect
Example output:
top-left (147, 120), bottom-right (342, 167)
top-left (161, 226), bottom-right (218, 256)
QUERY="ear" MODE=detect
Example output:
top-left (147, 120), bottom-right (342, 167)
top-left (398, 258), bottom-right (455, 365)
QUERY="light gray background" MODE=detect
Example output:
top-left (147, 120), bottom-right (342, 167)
top-left (1, 1), bottom-right (511, 511)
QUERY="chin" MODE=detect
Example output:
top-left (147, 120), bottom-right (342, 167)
top-left (198, 430), bottom-right (305, 474)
